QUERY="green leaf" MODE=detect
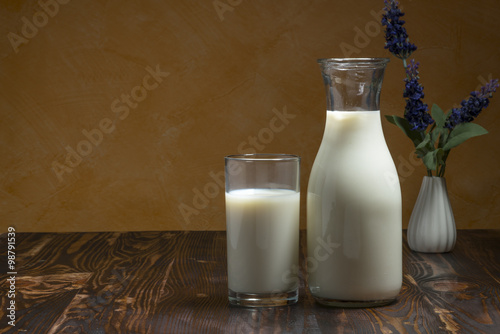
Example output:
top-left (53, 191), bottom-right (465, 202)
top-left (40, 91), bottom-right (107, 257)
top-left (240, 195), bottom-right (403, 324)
top-left (416, 133), bottom-right (431, 150)
top-left (431, 126), bottom-right (449, 148)
top-left (431, 104), bottom-right (446, 128)
top-left (415, 149), bottom-right (426, 159)
top-left (422, 150), bottom-right (437, 171)
top-left (385, 115), bottom-right (424, 148)
top-left (421, 148), bottom-right (444, 172)
top-left (443, 123), bottom-right (489, 151)
top-left (385, 115), bottom-right (397, 125)
top-left (430, 127), bottom-right (440, 144)
top-left (435, 148), bottom-right (445, 166)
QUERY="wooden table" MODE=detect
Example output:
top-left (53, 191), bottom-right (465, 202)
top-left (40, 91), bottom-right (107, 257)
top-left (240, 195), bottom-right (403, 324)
top-left (1, 230), bottom-right (499, 333)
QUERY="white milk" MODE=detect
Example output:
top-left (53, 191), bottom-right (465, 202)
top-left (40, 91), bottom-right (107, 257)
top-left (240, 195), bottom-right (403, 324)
top-left (226, 188), bottom-right (299, 293)
top-left (307, 110), bottom-right (402, 301)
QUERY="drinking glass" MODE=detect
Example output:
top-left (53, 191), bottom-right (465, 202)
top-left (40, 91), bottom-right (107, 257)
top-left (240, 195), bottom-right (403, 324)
top-left (225, 153), bottom-right (300, 307)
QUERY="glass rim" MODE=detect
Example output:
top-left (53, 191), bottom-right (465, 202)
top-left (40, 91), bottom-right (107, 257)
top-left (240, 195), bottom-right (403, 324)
top-left (225, 153), bottom-right (300, 162)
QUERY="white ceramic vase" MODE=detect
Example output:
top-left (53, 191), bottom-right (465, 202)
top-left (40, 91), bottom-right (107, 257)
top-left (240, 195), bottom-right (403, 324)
top-left (407, 176), bottom-right (456, 253)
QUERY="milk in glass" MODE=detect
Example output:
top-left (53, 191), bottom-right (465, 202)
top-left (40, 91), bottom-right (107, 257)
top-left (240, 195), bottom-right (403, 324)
top-left (226, 188), bottom-right (299, 293)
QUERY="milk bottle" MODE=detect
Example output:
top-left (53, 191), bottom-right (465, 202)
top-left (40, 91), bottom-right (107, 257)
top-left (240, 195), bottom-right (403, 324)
top-left (307, 58), bottom-right (402, 307)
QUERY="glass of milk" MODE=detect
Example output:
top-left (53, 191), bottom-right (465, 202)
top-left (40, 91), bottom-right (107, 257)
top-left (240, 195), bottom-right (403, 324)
top-left (225, 154), bottom-right (300, 307)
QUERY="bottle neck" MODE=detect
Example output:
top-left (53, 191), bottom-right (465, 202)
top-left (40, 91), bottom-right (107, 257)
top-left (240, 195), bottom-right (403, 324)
top-left (318, 58), bottom-right (388, 112)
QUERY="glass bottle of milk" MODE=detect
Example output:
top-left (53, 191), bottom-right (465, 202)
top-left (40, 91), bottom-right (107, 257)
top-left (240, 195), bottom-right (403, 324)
top-left (307, 58), bottom-right (402, 307)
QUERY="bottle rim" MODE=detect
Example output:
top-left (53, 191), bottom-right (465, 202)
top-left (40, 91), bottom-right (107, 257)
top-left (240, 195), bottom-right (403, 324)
top-left (317, 58), bottom-right (390, 68)
top-left (225, 153), bottom-right (300, 162)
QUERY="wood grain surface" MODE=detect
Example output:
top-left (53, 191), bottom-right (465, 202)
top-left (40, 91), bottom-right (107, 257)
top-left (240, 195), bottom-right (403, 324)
top-left (1, 230), bottom-right (499, 333)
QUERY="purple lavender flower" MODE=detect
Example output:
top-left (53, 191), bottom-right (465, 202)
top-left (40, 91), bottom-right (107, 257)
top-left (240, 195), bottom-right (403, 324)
top-left (403, 60), bottom-right (433, 131)
top-left (445, 79), bottom-right (499, 129)
top-left (382, 0), bottom-right (417, 59)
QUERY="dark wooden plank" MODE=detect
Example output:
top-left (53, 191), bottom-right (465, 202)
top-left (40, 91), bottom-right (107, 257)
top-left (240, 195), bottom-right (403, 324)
top-left (48, 231), bottom-right (186, 333)
top-left (0, 230), bottom-right (499, 333)
top-left (400, 230), bottom-right (500, 334)
top-left (0, 272), bottom-right (91, 334)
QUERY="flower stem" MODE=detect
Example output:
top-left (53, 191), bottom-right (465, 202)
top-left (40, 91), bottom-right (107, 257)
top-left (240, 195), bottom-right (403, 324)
top-left (438, 151), bottom-right (450, 177)
top-left (402, 58), bottom-right (411, 80)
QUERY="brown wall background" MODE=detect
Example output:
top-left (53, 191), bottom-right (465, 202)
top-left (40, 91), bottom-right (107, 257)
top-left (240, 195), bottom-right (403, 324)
top-left (1, 0), bottom-right (499, 232)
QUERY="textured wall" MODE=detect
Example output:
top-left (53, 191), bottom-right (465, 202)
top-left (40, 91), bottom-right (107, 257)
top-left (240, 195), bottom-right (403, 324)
top-left (1, 0), bottom-right (499, 232)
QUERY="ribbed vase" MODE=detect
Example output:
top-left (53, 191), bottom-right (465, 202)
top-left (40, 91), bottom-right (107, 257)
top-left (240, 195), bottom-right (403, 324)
top-left (407, 176), bottom-right (456, 253)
